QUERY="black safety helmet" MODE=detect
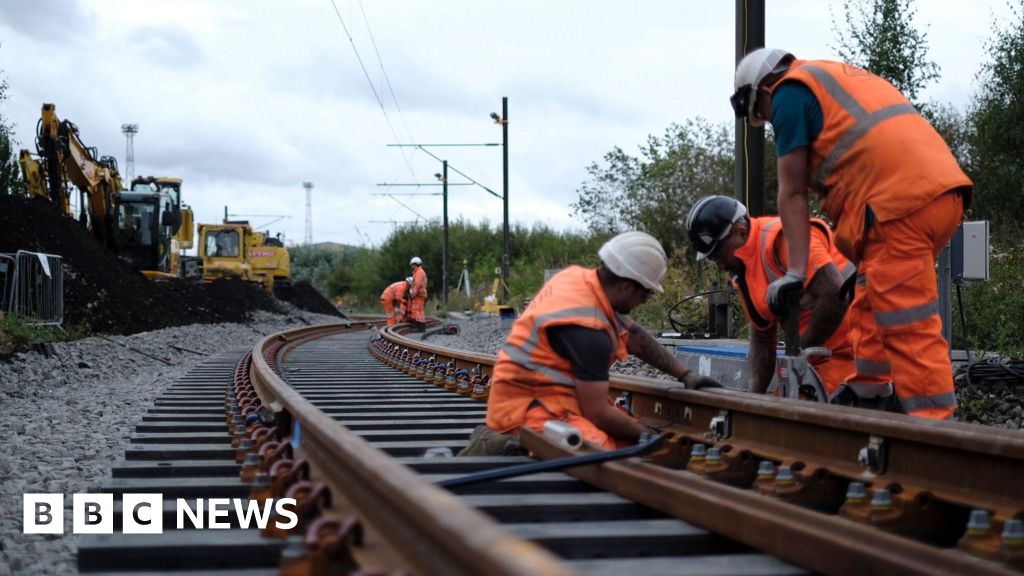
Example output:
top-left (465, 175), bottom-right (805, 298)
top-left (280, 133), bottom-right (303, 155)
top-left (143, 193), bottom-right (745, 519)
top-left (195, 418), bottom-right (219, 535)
top-left (685, 196), bottom-right (748, 261)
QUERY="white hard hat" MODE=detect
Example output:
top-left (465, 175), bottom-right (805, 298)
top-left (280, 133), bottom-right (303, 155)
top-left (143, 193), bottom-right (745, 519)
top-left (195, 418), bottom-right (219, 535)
top-left (598, 231), bottom-right (667, 293)
top-left (732, 47), bottom-right (794, 128)
top-left (410, 256), bottom-right (422, 266)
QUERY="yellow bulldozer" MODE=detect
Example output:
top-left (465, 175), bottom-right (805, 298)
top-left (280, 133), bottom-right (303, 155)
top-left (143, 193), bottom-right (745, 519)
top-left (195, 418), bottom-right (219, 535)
top-left (197, 220), bottom-right (290, 294)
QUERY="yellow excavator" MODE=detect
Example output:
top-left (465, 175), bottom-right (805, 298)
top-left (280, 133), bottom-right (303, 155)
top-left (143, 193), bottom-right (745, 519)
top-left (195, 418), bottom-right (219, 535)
top-left (18, 103), bottom-right (193, 279)
top-left (197, 219), bottom-right (290, 294)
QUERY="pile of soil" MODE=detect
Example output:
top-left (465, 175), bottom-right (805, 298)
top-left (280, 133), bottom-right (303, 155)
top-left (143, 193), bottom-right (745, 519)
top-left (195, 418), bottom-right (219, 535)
top-left (0, 195), bottom-right (282, 335)
top-left (275, 280), bottom-right (344, 317)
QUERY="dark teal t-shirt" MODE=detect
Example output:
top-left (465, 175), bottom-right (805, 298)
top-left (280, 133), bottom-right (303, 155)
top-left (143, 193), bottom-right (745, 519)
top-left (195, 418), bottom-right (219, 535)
top-left (772, 81), bottom-right (823, 157)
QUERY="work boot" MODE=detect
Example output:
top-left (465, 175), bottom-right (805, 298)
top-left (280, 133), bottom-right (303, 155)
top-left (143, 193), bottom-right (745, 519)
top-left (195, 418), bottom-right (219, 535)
top-left (457, 425), bottom-right (526, 457)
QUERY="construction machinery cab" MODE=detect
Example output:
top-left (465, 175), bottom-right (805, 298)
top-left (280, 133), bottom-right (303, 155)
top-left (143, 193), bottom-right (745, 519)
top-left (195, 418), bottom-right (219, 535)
top-left (198, 220), bottom-right (289, 293)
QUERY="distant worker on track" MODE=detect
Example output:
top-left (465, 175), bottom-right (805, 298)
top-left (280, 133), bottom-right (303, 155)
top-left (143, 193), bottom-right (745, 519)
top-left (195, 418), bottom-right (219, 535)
top-left (408, 256), bottom-right (428, 331)
top-left (380, 277), bottom-right (412, 326)
top-left (487, 231), bottom-right (722, 449)
top-left (730, 48), bottom-right (971, 419)
top-left (685, 195), bottom-right (880, 397)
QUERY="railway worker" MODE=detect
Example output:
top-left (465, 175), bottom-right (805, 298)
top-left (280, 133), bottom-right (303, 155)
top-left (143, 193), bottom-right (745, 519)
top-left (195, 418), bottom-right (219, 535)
top-left (409, 256), bottom-right (428, 331)
top-left (380, 277), bottom-right (412, 326)
top-left (685, 195), bottom-right (875, 398)
top-left (486, 231), bottom-right (722, 449)
top-left (730, 48), bottom-right (971, 419)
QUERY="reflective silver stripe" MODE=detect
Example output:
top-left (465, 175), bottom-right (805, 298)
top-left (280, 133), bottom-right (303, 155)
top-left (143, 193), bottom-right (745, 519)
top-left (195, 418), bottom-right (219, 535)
top-left (874, 299), bottom-right (939, 328)
top-left (511, 305), bottom-right (611, 359)
top-left (856, 273), bottom-right (866, 287)
top-left (501, 304), bottom-right (614, 387)
top-left (802, 65), bottom-right (868, 120)
top-left (840, 261), bottom-right (856, 281)
top-left (900, 391), bottom-right (956, 413)
top-left (759, 219), bottom-right (783, 282)
top-left (854, 358), bottom-right (891, 376)
top-left (500, 344), bottom-right (577, 387)
top-left (812, 103), bottom-right (918, 190)
top-left (844, 381), bottom-right (894, 398)
top-left (800, 64), bottom-right (920, 192)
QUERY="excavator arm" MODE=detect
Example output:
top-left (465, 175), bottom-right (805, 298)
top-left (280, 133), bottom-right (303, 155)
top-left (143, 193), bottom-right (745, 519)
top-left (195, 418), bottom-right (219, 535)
top-left (21, 103), bottom-right (122, 248)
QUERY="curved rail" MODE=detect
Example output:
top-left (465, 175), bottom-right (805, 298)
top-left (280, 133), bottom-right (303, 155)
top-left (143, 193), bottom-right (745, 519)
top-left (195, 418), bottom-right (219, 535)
top-left (373, 323), bottom-right (1024, 575)
top-left (247, 321), bottom-right (573, 576)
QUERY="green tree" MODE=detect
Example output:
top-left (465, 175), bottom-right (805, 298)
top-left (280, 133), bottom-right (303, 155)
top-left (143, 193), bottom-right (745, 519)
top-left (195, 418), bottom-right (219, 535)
top-left (571, 118), bottom-right (733, 259)
top-left (0, 50), bottom-right (25, 196)
top-left (969, 1), bottom-right (1024, 243)
top-left (831, 0), bottom-right (940, 107)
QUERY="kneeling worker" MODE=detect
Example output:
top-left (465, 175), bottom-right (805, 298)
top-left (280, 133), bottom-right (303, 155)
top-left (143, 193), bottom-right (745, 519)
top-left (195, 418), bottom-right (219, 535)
top-left (486, 231), bottom-right (721, 449)
top-left (380, 277), bottom-right (412, 326)
top-left (685, 195), bottom-right (881, 397)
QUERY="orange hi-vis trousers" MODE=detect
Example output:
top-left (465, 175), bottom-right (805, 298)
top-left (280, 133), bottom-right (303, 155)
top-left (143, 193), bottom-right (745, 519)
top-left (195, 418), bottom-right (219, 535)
top-left (845, 191), bottom-right (964, 419)
top-left (380, 298), bottom-right (404, 326)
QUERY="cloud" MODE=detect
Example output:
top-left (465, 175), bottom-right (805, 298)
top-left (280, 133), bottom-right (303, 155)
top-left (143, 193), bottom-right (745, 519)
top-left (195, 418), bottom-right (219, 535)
top-left (0, 0), bottom-right (95, 44)
top-left (127, 25), bottom-right (204, 69)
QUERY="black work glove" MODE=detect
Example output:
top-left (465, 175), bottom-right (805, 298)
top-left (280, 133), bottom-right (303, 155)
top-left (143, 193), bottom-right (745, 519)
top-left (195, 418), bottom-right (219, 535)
top-left (767, 270), bottom-right (805, 316)
top-left (681, 371), bottom-right (724, 390)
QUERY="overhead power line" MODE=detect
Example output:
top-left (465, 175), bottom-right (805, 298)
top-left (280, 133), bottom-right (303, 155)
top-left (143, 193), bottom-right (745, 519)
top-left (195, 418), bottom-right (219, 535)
top-left (328, 0), bottom-right (417, 181)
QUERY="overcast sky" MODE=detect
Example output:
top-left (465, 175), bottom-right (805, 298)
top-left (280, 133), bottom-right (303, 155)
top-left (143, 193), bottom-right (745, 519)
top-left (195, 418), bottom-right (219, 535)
top-left (0, 0), bottom-right (1013, 248)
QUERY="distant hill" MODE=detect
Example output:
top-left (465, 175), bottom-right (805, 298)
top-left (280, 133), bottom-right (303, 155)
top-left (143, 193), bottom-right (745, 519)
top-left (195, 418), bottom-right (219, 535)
top-left (295, 241), bottom-right (363, 253)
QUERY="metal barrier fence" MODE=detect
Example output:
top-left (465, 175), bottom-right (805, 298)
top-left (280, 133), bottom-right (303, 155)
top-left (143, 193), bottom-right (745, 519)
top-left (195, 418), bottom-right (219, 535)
top-left (0, 253), bottom-right (14, 316)
top-left (1, 251), bottom-right (64, 326)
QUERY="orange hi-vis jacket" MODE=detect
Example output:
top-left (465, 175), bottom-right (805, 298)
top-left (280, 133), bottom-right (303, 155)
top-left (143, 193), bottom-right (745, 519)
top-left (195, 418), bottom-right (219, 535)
top-left (487, 266), bottom-right (629, 440)
top-left (730, 216), bottom-right (859, 394)
top-left (411, 266), bottom-right (428, 300)
top-left (772, 60), bottom-right (972, 262)
top-left (380, 280), bottom-right (410, 304)
top-left (380, 280), bottom-right (410, 325)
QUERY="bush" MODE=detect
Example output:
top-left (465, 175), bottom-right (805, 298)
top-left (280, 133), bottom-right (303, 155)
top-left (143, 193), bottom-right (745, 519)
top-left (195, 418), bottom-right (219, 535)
top-left (952, 245), bottom-right (1024, 358)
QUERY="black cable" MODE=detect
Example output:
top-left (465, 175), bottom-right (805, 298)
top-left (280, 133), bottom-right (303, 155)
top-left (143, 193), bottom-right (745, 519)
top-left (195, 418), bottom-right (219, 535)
top-left (956, 284), bottom-right (973, 364)
top-left (666, 288), bottom-right (732, 335)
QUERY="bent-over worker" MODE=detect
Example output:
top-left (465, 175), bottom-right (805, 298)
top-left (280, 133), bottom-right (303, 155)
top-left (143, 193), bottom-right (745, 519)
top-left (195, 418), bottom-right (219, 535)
top-left (731, 48), bottom-right (971, 419)
top-left (486, 231), bottom-right (721, 449)
top-left (685, 195), bottom-right (885, 397)
top-left (380, 277), bottom-right (412, 326)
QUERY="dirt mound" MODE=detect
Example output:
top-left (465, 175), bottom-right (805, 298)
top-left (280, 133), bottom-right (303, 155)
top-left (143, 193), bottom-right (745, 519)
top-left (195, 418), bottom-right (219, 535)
top-left (0, 195), bottom-right (282, 335)
top-left (274, 280), bottom-right (343, 317)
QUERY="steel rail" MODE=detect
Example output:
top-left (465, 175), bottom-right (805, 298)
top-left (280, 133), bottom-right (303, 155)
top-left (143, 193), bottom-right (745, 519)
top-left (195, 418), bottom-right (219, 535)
top-left (521, 428), bottom-right (1015, 576)
top-left (378, 324), bottom-right (1024, 573)
top-left (248, 322), bottom-right (575, 576)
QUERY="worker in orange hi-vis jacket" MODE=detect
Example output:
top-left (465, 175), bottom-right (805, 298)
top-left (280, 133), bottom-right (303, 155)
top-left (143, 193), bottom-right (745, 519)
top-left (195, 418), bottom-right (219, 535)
top-left (380, 278), bottom-right (412, 326)
top-left (487, 232), bottom-right (722, 450)
top-left (731, 48), bottom-right (971, 419)
top-left (408, 256), bottom-right (428, 331)
top-left (685, 195), bottom-right (870, 398)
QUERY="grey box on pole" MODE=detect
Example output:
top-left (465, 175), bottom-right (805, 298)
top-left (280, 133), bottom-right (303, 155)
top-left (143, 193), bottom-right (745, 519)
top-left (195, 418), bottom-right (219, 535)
top-left (951, 221), bottom-right (990, 284)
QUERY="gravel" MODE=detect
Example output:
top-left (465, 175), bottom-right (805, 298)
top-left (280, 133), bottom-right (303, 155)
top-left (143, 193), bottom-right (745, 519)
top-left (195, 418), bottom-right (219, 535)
top-left (0, 306), bottom-right (345, 576)
top-left (430, 313), bottom-right (1024, 426)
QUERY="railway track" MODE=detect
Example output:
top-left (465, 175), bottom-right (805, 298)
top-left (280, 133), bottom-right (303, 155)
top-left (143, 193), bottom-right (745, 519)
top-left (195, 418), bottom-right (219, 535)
top-left (77, 319), bottom-right (1024, 575)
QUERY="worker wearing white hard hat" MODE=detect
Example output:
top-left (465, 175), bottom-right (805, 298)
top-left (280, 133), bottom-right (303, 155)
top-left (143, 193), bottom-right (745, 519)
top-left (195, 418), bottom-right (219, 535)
top-left (732, 47), bottom-right (971, 419)
top-left (408, 256), bottom-right (428, 331)
top-left (485, 231), bottom-right (721, 450)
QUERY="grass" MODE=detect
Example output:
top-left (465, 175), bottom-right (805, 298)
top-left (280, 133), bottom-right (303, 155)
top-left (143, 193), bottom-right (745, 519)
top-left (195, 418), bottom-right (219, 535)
top-left (0, 313), bottom-right (89, 355)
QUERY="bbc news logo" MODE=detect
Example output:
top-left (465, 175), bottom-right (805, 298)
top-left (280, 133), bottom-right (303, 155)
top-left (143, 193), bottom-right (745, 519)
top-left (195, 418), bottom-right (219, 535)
top-left (23, 494), bottom-right (298, 534)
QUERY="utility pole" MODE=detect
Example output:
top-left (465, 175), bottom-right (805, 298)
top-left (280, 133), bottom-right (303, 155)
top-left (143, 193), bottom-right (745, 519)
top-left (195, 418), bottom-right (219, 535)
top-left (121, 124), bottom-right (138, 184)
top-left (491, 97), bottom-right (510, 302)
top-left (436, 161), bottom-right (450, 307)
top-left (302, 181), bottom-right (314, 244)
top-left (735, 0), bottom-right (765, 217)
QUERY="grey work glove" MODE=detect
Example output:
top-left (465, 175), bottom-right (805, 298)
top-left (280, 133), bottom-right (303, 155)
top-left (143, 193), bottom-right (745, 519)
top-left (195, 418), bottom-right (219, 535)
top-left (767, 270), bottom-right (806, 316)
top-left (681, 371), bottom-right (723, 390)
